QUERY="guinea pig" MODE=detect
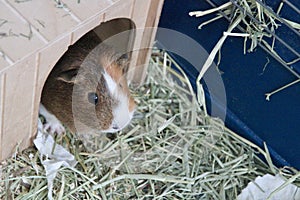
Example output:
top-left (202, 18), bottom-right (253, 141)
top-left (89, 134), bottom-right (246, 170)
top-left (40, 30), bottom-right (136, 134)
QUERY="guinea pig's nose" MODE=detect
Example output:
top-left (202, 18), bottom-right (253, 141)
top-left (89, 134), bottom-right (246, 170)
top-left (112, 124), bottom-right (119, 130)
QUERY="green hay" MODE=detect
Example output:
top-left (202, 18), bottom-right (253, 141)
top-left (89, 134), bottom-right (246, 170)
top-left (0, 49), bottom-right (299, 199)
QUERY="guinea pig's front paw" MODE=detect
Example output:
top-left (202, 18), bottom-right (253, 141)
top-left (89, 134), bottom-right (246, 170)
top-left (39, 104), bottom-right (65, 135)
top-left (43, 117), bottom-right (65, 135)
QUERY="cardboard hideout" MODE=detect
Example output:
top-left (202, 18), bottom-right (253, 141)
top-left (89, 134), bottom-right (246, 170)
top-left (0, 0), bottom-right (164, 161)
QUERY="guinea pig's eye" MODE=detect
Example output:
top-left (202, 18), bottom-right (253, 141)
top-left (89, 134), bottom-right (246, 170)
top-left (88, 92), bottom-right (98, 105)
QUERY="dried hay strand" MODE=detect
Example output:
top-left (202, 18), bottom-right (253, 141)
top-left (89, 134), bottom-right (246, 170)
top-left (0, 49), bottom-right (299, 199)
top-left (189, 0), bottom-right (300, 99)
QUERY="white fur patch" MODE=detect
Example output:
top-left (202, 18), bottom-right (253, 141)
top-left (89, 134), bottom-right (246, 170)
top-left (112, 92), bottom-right (132, 129)
top-left (101, 96), bottom-right (133, 133)
top-left (103, 71), bottom-right (117, 94)
top-left (102, 70), bottom-right (133, 132)
top-left (39, 104), bottom-right (65, 134)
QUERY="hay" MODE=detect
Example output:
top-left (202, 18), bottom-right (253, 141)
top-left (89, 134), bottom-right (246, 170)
top-left (189, 0), bottom-right (300, 100)
top-left (0, 49), bottom-right (299, 199)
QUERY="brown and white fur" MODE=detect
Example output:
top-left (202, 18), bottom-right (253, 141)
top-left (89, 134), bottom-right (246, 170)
top-left (40, 30), bottom-right (136, 134)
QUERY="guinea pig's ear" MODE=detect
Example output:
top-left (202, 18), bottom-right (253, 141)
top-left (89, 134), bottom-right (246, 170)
top-left (57, 67), bottom-right (79, 84)
top-left (117, 53), bottom-right (130, 74)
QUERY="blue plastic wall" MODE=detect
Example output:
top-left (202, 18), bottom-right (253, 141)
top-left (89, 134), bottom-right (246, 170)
top-left (157, 0), bottom-right (300, 169)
